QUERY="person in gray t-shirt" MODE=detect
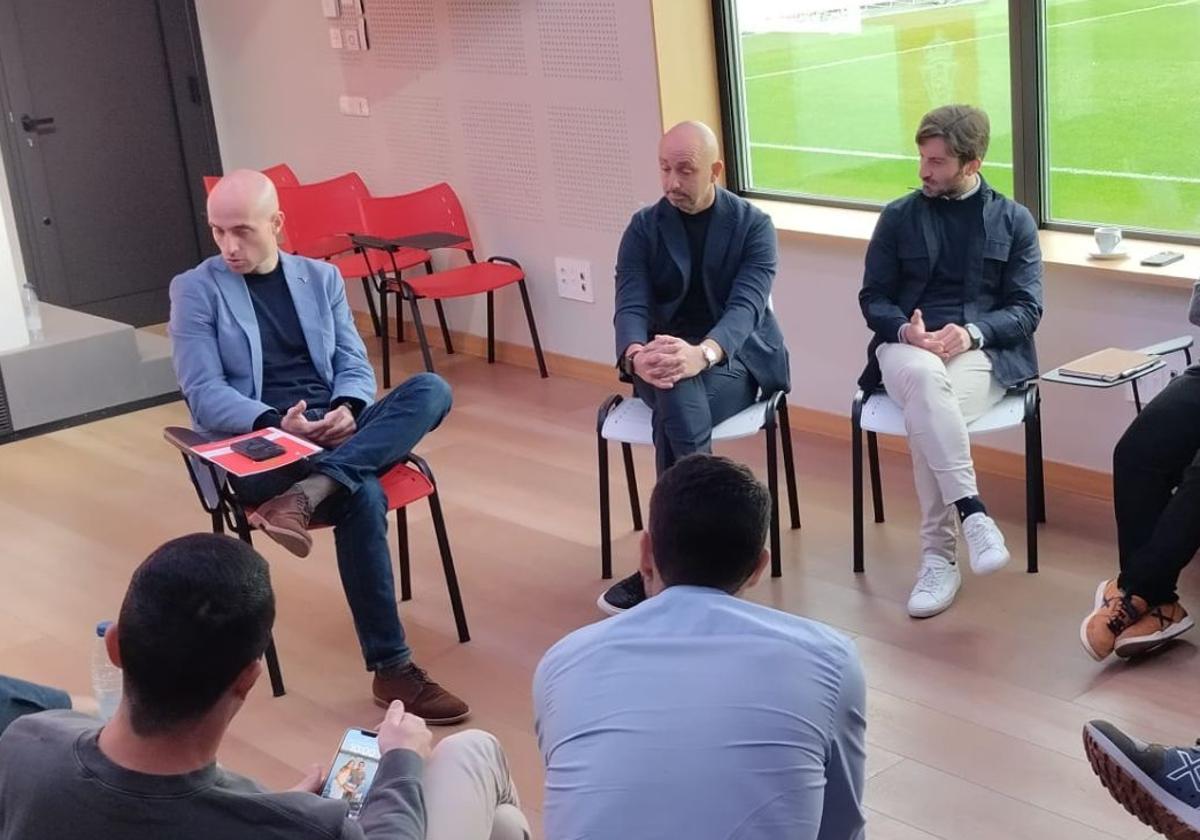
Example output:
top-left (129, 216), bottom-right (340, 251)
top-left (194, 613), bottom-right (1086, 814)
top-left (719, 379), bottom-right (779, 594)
top-left (0, 533), bottom-right (527, 840)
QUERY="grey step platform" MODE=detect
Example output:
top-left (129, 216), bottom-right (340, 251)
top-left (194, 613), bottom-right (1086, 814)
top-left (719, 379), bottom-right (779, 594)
top-left (0, 304), bottom-right (178, 435)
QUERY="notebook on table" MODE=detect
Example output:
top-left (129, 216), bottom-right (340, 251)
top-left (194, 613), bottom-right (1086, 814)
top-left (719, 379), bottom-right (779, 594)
top-left (1057, 348), bottom-right (1159, 382)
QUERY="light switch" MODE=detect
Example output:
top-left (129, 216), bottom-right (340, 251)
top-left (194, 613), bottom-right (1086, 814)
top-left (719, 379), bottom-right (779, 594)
top-left (342, 27), bottom-right (360, 50)
top-left (322, 0), bottom-right (340, 18)
top-left (328, 27), bottom-right (343, 49)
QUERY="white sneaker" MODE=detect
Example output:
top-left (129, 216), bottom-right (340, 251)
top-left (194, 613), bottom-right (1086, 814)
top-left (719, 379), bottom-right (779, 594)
top-left (907, 556), bottom-right (962, 618)
top-left (961, 512), bottom-right (1010, 575)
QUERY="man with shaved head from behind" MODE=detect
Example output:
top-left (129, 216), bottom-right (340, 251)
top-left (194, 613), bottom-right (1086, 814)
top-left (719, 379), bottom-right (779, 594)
top-left (603, 121), bottom-right (790, 614)
top-left (168, 170), bottom-right (468, 722)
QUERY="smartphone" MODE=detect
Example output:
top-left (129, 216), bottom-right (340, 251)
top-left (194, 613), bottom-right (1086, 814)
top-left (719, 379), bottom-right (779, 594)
top-left (1140, 251), bottom-right (1184, 267)
top-left (321, 728), bottom-right (381, 818)
top-left (230, 436), bottom-right (286, 462)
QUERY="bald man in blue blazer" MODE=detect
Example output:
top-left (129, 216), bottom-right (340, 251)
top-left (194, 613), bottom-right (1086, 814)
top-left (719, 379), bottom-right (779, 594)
top-left (604, 122), bottom-right (790, 613)
top-left (169, 170), bottom-right (467, 723)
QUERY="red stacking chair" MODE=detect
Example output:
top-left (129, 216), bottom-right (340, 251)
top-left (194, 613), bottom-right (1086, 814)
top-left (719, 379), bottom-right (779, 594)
top-left (356, 183), bottom-right (548, 381)
top-left (202, 163), bottom-right (300, 195)
top-left (276, 174), bottom-right (438, 378)
top-left (162, 426), bottom-right (470, 698)
top-left (261, 163), bottom-right (300, 188)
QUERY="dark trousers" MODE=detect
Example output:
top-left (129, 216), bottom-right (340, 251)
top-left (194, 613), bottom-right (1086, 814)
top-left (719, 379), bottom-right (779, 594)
top-left (233, 372), bottom-right (453, 670)
top-left (1116, 366), bottom-right (1200, 605)
top-left (633, 356), bottom-right (758, 476)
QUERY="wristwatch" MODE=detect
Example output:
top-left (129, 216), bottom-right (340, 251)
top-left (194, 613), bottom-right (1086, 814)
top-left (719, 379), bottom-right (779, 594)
top-left (621, 349), bottom-right (640, 377)
top-left (700, 343), bottom-right (718, 369)
top-left (965, 323), bottom-right (984, 350)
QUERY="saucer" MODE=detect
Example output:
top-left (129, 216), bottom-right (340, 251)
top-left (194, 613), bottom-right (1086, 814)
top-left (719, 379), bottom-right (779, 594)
top-left (1087, 248), bottom-right (1129, 260)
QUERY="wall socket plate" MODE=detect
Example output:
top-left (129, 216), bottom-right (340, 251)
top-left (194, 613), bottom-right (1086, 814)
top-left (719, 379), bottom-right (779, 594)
top-left (338, 95), bottom-right (370, 117)
top-left (555, 257), bottom-right (593, 303)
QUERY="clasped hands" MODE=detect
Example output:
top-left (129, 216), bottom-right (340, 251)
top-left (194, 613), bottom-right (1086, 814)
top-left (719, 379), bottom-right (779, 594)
top-left (628, 335), bottom-right (709, 389)
top-left (903, 309), bottom-right (971, 361)
top-left (280, 400), bottom-right (356, 448)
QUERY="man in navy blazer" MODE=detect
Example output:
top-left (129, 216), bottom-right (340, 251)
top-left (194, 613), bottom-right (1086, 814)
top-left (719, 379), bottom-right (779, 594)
top-left (169, 170), bottom-right (467, 723)
top-left (603, 121), bottom-right (789, 613)
top-left (859, 105), bottom-right (1043, 620)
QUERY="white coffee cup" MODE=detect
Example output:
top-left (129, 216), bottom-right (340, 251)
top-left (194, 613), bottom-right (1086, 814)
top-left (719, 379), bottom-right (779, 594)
top-left (1094, 226), bottom-right (1123, 254)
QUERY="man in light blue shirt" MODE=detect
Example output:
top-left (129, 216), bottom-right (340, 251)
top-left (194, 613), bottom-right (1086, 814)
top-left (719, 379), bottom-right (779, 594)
top-left (534, 455), bottom-right (866, 839)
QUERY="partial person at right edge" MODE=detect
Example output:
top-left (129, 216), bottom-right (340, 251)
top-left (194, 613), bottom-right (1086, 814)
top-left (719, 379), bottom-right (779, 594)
top-left (536, 455), bottom-right (865, 840)
top-left (603, 120), bottom-right (790, 614)
top-left (859, 104), bottom-right (1043, 619)
top-left (1081, 280), bottom-right (1200, 662)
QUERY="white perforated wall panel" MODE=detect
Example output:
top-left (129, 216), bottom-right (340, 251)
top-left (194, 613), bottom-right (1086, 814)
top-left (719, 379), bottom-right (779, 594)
top-left (536, 0), bottom-right (621, 81)
top-left (460, 100), bottom-right (542, 222)
top-left (548, 105), bottom-right (635, 232)
top-left (448, 0), bottom-right (528, 76)
top-left (370, 0), bottom-right (439, 70)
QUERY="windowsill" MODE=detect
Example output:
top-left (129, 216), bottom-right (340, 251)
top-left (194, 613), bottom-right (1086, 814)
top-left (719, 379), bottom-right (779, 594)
top-left (753, 197), bottom-right (1200, 289)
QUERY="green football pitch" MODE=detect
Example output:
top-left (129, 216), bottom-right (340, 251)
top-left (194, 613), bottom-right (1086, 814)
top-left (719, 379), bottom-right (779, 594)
top-left (741, 0), bottom-right (1200, 234)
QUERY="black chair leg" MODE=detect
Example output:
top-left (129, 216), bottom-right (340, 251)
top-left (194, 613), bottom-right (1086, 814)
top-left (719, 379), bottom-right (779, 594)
top-left (264, 637), bottom-right (285, 698)
top-left (867, 431), bottom-right (885, 523)
top-left (1035, 407), bottom-right (1047, 524)
top-left (517, 279), bottom-right (549, 378)
top-left (777, 398), bottom-right (801, 529)
top-left (486, 291), bottom-right (495, 364)
top-left (852, 416), bottom-right (865, 574)
top-left (599, 434), bottom-right (612, 580)
top-left (396, 506), bottom-right (412, 602)
top-left (1025, 415), bottom-right (1039, 574)
top-left (621, 442), bottom-right (642, 532)
top-left (233, 509), bottom-right (285, 696)
top-left (380, 286), bottom-right (392, 389)
top-left (361, 276), bottom-right (381, 336)
top-left (407, 291), bottom-right (436, 374)
top-left (434, 300), bottom-right (454, 354)
top-left (427, 491), bottom-right (470, 643)
top-left (766, 416), bottom-right (782, 578)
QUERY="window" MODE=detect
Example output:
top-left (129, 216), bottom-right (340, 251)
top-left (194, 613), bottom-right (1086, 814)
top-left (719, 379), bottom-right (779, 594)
top-left (1044, 0), bottom-right (1200, 235)
top-left (720, 0), bottom-right (1200, 237)
top-left (730, 0), bottom-right (1013, 205)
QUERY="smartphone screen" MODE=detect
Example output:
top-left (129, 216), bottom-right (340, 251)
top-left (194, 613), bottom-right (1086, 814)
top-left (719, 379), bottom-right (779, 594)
top-left (321, 728), bottom-right (381, 818)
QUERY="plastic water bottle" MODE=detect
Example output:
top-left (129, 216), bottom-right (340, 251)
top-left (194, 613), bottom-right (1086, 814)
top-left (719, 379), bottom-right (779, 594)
top-left (91, 621), bottom-right (122, 721)
top-left (20, 283), bottom-right (43, 342)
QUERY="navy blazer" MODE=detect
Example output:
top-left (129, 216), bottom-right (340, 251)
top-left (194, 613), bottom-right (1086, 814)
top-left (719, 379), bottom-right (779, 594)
top-left (858, 179), bottom-right (1043, 391)
top-left (169, 252), bottom-right (377, 438)
top-left (614, 188), bottom-right (789, 394)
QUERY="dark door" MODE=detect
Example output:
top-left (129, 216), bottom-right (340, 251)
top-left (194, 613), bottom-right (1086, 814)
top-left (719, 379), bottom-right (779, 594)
top-left (0, 0), bottom-right (219, 326)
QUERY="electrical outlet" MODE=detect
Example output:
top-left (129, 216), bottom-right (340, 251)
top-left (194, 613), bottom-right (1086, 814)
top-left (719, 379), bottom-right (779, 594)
top-left (1128, 363), bottom-right (1172, 404)
top-left (555, 257), bottom-right (593, 303)
top-left (338, 95), bottom-right (370, 117)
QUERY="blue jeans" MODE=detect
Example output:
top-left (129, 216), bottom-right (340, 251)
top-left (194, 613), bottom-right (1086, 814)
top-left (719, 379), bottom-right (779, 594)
top-left (633, 357), bottom-right (759, 476)
top-left (234, 373), bottom-right (453, 671)
top-left (0, 676), bottom-right (70, 735)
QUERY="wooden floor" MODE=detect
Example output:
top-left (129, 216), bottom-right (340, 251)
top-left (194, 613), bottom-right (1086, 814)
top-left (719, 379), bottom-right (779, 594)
top-left (2, 342), bottom-right (1197, 840)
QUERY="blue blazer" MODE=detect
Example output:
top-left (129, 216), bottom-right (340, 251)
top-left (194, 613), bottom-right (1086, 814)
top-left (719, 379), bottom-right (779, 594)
top-left (614, 188), bottom-right (790, 394)
top-left (168, 252), bottom-right (376, 438)
top-left (858, 179), bottom-right (1043, 391)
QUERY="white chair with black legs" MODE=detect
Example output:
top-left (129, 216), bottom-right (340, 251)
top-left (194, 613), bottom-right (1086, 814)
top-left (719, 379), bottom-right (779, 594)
top-left (597, 390), bottom-right (801, 581)
top-left (850, 380), bottom-right (1046, 575)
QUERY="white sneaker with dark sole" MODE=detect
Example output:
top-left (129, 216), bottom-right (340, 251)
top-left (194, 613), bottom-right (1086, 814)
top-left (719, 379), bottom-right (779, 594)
top-left (907, 556), bottom-right (962, 618)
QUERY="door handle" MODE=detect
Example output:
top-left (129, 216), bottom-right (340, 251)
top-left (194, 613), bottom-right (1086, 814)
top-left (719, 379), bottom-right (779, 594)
top-left (20, 114), bottom-right (55, 133)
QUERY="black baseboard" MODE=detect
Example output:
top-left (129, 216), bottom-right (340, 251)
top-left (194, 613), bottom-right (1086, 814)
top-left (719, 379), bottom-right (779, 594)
top-left (0, 391), bottom-right (183, 446)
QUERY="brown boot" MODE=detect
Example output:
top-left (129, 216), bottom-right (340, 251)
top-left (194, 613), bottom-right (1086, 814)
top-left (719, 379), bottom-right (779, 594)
top-left (373, 663), bottom-right (470, 725)
top-left (1080, 579), bottom-right (1146, 661)
top-left (1115, 601), bottom-right (1194, 659)
top-left (247, 489), bottom-right (313, 558)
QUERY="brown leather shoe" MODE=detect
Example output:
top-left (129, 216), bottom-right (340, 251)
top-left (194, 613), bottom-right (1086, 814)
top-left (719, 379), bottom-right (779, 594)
top-left (247, 489), bottom-right (313, 558)
top-left (1080, 579), bottom-right (1146, 661)
top-left (373, 663), bottom-right (469, 725)
top-left (1115, 601), bottom-right (1194, 659)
